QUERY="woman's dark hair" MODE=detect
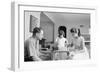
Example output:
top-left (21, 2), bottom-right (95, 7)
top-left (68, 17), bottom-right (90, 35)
top-left (70, 28), bottom-right (77, 33)
top-left (78, 28), bottom-right (81, 37)
top-left (32, 27), bottom-right (42, 36)
top-left (58, 30), bottom-right (65, 37)
top-left (70, 28), bottom-right (81, 37)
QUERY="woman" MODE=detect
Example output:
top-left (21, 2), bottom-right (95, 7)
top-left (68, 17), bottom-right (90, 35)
top-left (69, 28), bottom-right (89, 60)
top-left (53, 30), bottom-right (68, 60)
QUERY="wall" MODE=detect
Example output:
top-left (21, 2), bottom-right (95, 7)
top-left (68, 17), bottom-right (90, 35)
top-left (45, 12), bottom-right (90, 42)
top-left (40, 12), bottom-right (54, 43)
top-left (25, 11), bottom-right (40, 40)
top-left (25, 12), bottom-right (90, 43)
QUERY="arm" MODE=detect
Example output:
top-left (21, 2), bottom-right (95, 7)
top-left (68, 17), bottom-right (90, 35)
top-left (55, 37), bottom-right (59, 47)
top-left (65, 39), bottom-right (68, 47)
top-left (78, 37), bottom-right (85, 53)
top-left (68, 39), bottom-right (75, 52)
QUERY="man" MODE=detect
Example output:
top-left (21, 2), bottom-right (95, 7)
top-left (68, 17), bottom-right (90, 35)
top-left (24, 27), bottom-right (43, 61)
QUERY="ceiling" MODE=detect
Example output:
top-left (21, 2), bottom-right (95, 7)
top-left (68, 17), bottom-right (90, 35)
top-left (43, 12), bottom-right (90, 26)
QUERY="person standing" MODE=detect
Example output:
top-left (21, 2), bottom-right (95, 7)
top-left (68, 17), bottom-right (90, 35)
top-left (54, 30), bottom-right (68, 60)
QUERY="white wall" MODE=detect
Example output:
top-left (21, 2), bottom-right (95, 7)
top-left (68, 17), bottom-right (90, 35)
top-left (25, 11), bottom-right (40, 40)
top-left (45, 12), bottom-right (90, 42)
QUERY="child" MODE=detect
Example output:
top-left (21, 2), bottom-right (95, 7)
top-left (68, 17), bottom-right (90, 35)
top-left (55, 30), bottom-right (68, 51)
top-left (69, 28), bottom-right (89, 60)
top-left (53, 30), bottom-right (68, 60)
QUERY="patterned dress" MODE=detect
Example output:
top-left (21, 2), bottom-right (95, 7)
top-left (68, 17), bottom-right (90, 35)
top-left (70, 36), bottom-right (89, 60)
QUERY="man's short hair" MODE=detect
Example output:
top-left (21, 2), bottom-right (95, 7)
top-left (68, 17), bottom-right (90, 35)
top-left (32, 27), bottom-right (42, 36)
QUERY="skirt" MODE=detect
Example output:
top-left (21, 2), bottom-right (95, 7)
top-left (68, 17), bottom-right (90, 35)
top-left (72, 47), bottom-right (89, 60)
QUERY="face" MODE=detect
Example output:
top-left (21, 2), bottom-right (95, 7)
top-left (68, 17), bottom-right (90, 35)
top-left (36, 30), bottom-right (44, 40)
top-left (59, 34), bottom-right (63, 38)
top-left (71, 32), bottom-right (78, 38)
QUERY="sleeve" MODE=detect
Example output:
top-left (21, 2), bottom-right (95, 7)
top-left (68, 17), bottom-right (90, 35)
top-left (28, 40), bottom-right (41, 61)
